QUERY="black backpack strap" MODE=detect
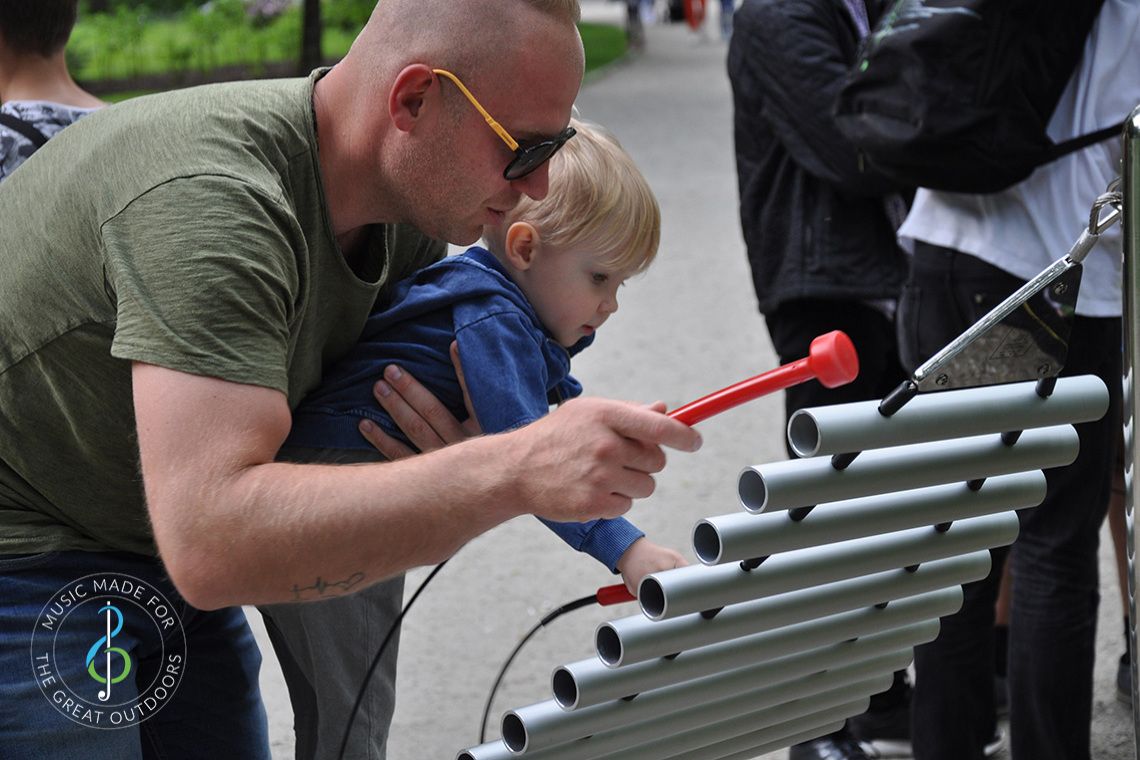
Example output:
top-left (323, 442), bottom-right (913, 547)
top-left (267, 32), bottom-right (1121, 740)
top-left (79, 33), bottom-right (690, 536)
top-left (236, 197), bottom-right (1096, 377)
top-left (0, 112), bottom-right (49, 149)
top-left (1044, 120), bottom-right (1127, 163)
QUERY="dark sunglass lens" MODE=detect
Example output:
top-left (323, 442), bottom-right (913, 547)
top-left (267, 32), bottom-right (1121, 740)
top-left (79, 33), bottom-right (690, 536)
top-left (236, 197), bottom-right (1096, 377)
top-left (504, 146), bottom-right (556, 181)
top-left (503, 129), bottom-right (576, 181)
top-left (503, 162), bottom-right (526, 181)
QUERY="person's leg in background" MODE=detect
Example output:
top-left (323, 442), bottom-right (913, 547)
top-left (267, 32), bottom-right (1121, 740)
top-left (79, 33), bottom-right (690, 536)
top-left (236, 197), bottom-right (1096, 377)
top-left (898, 242), bottom-right (1119, 760)
top-left (624, 0), bottom-right (646, 51)
top-left (910, 546), bottom-right (1006, 760)
top-left (718, 0), bottom-right (734, 39)
top-left (992, 559), bottom-right (1012, 716)
top-left (684, 0), bottom-right (708, 38)
top-left (261, 579), bottom-right (405, 760)
top-left (1007, 314), bottom-right (1120, 760)
top-left (897, 243), bottom-right (1028, 760)
top-left (259, 445), bottom-right (405, 760)
top-left (1107, 426), bottom-right (1131, 703)
top-left (639, 0), bottom-right (657, 26)
top-left (766, 297), bottom-right (910, 760)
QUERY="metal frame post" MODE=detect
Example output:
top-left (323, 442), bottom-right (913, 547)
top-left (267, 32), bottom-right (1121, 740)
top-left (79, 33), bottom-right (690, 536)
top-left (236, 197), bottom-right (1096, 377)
top-left (1125, 105), bottom-right (1140, 753)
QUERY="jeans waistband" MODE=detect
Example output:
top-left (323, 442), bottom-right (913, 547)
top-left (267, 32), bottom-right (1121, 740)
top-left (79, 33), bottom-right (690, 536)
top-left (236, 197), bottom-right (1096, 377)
top-left (911, 241), bottom-right (1020, 283)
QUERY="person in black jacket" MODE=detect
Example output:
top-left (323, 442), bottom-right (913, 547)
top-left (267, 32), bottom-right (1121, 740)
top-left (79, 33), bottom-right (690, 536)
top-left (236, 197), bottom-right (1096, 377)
top-left (728, 0), bottom-right (909, 428)
top-left (728, 1), bottom-right (912, 759)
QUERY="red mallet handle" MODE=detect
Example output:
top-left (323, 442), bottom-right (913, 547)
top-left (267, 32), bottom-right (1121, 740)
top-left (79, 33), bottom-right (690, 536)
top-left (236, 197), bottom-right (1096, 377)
top-left (666, 330), bottom-right (859, 426)
top-left (596, 584), bottom-right (637, 606)
top-left (592, 332), bottom-right (857, 605)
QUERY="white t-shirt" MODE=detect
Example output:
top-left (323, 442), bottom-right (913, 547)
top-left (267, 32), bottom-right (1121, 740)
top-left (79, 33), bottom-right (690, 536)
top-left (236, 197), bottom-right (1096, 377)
top-left (898, 0), bottom-right (1140, 318)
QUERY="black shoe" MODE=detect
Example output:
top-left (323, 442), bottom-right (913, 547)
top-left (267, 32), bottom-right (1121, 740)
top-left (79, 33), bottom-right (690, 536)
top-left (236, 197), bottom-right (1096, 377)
top-left (788, 729), bottom-right (873, 760)
top-left (847, 698), bottom-right (911, 758)
top-left (1118, 651), bottom-right (1133, 704)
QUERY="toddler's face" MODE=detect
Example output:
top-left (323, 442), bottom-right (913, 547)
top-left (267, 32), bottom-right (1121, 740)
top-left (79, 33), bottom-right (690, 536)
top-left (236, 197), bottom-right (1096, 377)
top-left (518, 245), bottom-right (633, 348)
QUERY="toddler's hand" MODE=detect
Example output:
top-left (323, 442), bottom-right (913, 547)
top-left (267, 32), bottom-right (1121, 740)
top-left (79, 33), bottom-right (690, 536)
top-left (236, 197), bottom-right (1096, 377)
top-left (615, 537), bottom-right (687, 595)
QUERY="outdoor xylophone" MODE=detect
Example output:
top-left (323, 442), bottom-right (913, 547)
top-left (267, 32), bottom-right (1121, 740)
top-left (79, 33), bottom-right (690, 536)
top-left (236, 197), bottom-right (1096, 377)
top-left (459, 375), bottom-right (1109, 760)
top-left (451, 109), bottom-right (1140, 756)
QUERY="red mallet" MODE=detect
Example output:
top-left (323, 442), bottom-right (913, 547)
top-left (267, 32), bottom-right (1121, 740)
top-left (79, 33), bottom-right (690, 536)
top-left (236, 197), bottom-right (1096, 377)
top-left (593, 331), bottom-right (859, 605)
top-left (667, 330), bottom-right (859, 426)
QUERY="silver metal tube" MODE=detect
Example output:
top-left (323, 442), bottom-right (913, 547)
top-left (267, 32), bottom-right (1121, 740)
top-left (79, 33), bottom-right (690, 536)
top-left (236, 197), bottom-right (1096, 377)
top-left (556, 587), bottom-right (960, 710)
top-left (612, 697), bottom-right (869, 760)
top-left (641, 512), bottom-right (1018, 621)
top-left (1124, 102), bottom-right (1140, 742)
top-left (459, 683), bottom-right (868, 760)
top-left (501, 632), bottom-right (924, 754)
top-left (457, 742), bottom-right (515, 760)
top-left (787, 376), bottom-right (1107, 457)
top-left (739, 425), bottom-right (1077, 513)
top-left (673, 724), bottom-right (847, 760)
top-left (698, 472), bottom-right (1044, 565)
top-left (598, 552), bottom-right (990, 667)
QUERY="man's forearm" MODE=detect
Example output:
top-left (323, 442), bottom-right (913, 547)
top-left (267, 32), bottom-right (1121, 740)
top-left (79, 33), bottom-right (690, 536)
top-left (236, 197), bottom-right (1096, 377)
top-left (134, 364), bottom-right (699, 611)
top-left (154, 433), bottom-right (522, 609)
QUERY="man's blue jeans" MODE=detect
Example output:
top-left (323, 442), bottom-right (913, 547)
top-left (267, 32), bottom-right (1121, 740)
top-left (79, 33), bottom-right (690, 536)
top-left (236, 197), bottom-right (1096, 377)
top-left (0, 550), bottom-right (270, 759)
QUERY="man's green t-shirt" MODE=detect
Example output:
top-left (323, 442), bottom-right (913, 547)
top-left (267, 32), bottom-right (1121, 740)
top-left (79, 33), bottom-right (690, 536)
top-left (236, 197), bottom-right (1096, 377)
top-left (0, 72), bottom-right (445, 556)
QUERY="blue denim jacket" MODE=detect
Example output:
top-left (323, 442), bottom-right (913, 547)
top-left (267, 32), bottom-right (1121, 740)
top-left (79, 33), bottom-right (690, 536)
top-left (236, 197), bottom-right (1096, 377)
top-left (285, 247), bottom-right (643, 570)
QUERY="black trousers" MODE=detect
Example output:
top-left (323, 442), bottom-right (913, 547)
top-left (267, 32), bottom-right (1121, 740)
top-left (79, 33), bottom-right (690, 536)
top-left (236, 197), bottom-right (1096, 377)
top-left (900, 242), bottom-right (1122, 760)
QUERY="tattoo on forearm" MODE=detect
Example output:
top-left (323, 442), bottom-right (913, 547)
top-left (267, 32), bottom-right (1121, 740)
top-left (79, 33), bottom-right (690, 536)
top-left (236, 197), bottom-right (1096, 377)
top-left (290, 572), bottom-right (366, 601)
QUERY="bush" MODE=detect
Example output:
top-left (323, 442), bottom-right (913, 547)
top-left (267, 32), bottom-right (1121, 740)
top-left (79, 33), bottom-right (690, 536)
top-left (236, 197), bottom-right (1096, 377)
top-left (71, 4), bottom-right (627, 92)
top-left (323, 0), bottom-right (374, 32)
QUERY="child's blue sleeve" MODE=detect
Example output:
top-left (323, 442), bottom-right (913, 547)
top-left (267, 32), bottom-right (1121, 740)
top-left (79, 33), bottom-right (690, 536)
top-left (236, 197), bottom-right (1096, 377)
top-left (453, 310), bottom-right (556, 432)
top-left (538, 517), bottom-right (645, 572)
top-left (452, 302), bottom-right (644, 569)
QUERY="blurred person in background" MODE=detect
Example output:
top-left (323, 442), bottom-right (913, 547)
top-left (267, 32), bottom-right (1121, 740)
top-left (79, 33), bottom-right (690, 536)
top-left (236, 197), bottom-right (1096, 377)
top-left (728, 1), bottom-right (912, 758)
top-left (0, 0), bottom-right (103, 181)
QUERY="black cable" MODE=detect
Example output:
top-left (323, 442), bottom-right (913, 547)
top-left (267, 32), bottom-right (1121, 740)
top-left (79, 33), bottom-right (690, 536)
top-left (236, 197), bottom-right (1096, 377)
top-left (478, 592), bottom-right (599, 744)
top-left (335, 560), bottom-right (449, 760)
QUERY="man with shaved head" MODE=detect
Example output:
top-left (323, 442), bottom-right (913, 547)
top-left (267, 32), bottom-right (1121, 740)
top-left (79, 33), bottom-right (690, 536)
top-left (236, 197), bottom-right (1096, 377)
top-left (0, 1), bottom-right (701, 757)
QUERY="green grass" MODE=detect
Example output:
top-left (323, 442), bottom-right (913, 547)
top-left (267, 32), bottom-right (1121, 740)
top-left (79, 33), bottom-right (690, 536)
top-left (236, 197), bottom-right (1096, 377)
top-left (72, 9), bottom-right (626, 99)
top-left (580, 21), bottom-right (628, 73)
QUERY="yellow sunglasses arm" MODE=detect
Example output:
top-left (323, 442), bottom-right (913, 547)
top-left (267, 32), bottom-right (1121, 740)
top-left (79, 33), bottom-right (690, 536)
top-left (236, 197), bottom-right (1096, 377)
top-left (484, 118), bottom-right (519, 152)
top-left (431, 68), bottom-right (520, 151)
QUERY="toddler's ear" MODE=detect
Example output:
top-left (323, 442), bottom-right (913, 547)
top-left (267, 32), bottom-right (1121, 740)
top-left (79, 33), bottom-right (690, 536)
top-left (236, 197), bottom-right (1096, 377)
top-left (504, 222), bottom-right (541, 270)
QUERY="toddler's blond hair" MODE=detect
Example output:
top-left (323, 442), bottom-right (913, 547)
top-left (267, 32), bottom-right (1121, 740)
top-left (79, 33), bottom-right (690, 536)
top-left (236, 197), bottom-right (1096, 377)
top-left (487, 119), bottom-right (660, 275)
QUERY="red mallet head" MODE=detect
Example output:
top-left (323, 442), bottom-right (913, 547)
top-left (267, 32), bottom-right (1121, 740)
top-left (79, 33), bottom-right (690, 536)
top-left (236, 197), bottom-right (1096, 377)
top-left (808, 330), bottom-right (859, 388)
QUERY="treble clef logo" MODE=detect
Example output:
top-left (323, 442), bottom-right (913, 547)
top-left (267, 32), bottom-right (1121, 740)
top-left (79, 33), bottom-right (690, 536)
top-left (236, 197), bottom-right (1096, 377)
top-left (85, 602), bottom-right (131, 702)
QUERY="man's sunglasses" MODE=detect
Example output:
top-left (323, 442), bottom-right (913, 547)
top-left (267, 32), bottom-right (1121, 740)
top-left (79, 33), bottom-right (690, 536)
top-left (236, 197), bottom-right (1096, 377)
top-left (432, 68), bottom-right (576, 181)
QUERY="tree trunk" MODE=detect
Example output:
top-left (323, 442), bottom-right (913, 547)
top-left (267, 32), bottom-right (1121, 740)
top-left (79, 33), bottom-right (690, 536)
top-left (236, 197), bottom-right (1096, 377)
top-left (299, 0), bottom-right (322, 74)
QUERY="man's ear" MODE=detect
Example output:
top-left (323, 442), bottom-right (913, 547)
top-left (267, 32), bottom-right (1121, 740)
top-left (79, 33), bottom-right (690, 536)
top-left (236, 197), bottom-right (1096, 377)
top-left (389, 64), bottom-right (436, 133)
top-left (504, 222), bottom-right (541, 270)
